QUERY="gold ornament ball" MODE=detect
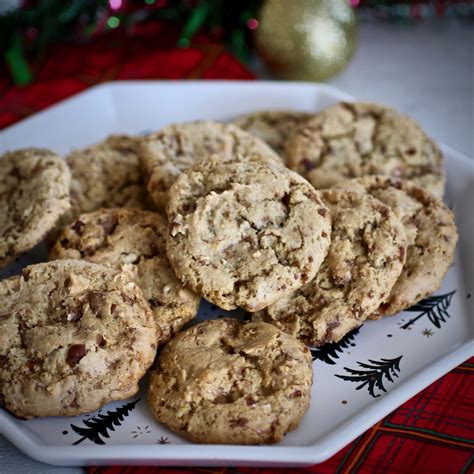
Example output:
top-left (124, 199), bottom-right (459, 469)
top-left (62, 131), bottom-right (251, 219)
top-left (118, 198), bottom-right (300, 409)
top-left (255, 0), bottom-right (357, 81)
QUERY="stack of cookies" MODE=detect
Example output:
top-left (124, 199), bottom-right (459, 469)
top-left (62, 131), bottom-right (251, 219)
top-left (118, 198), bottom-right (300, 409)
top-left (0, 102), bottom-right (458, 445)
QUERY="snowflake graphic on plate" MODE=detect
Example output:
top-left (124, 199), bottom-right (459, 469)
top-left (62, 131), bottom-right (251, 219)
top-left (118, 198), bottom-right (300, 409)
top-left (131, 425), bottom-right (151, 439)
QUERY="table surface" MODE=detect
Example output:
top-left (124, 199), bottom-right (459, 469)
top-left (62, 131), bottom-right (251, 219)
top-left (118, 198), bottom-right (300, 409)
top-left (1, 19), bottom-right (472, 474)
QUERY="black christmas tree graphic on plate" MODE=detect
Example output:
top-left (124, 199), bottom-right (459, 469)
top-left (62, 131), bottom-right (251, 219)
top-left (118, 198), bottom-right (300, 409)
top-left (310, 327), bottom-right (361, 365)
top-left (400, 290), bottom-right (456, 330)
top-left (335, 356), bottom-right (403, 398)
top-left (70, 399), bottom-right (140, 445)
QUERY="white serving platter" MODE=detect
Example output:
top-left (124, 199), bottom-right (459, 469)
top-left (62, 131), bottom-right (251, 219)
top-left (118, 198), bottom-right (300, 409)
top-left (0, 81), bottom-right (472, 467)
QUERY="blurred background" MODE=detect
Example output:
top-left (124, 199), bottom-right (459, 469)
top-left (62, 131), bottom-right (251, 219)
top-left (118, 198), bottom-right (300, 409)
top-left (0, 0), bottom-right (473, 153)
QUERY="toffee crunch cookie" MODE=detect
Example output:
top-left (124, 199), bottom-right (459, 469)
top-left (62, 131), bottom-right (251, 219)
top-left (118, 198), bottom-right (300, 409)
top-left (148, 318), bottom-right (313, 444)
top-left (335, 176), bottom-right (458, 316)
top-left (140, 120), bottom-right (282, 209)
top-left (0, 148), bottom-right (71, 268)
top-left (50, 208), bottom-right (200, 344)
top-left (232, 110), bottom-right (313, 159)
top-left (67, 134), bottom-right (151, 219)
top-left (254, 190), bottom-right (407, 346)
top-left (0, 260), bottom-right (157, 419)
top-left (166, 155), bottom-right (332, 312)
top-left (286, 102), bottom-right (445, 197)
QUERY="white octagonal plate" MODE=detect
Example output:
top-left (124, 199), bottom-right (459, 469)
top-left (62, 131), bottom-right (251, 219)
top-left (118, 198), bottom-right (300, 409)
top-left (0, 81), bottom-right (472, 467)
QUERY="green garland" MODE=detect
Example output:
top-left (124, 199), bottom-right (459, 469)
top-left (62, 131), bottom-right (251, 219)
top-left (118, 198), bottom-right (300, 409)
top-left (0, 0), bottom-right (263, 85)
top-left (2, 0), bottom-right (473, 85)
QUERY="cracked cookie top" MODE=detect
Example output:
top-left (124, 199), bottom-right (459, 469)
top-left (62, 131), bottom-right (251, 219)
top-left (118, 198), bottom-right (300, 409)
top-left (0, 148), bottom-right (71, 268)
top-left (147, 318), bottom-right (312, 444)
top-left (140, 120), bottom-right (282, 210)
top-left (0, 259), bottom-right (157, 419)
top-left (232, 110), bottom-right (313, 160)
top-left (335, 176), bottom-right (458, 316)
top-left (49, 208), bottom-right (200, 344)
top-left (67, 134), bottom-right (152, 219)
top-left (286, 102), bottom-right (445, 197)
top-left (165, 155), bottom-right (332, 312)
top-left (254, 190), bottom-right (407, 346)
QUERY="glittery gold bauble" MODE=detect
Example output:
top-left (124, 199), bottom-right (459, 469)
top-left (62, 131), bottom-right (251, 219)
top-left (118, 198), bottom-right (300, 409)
top-left (255, 0), bottom-right (357, 81)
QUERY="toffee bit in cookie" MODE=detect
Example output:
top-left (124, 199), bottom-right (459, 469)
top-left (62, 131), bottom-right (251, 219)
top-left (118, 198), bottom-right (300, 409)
top-left (399, 246), bottom-right (406, 261)
top-left (67, 306), bottom-right (83, 322)
top-left (70, 398), bottom-right (80, 408)
top-left (281, 193), bottom-right (291, 207)
top-left (121, 293), bottom-right (135, 306)
top-left (66, 344), bottom-right (87, 368)
top-left (96, 334), bottom-right (106, 347)
top-left (21, 268), bottom-right (31, 281)
top-left (302, 158), bottom-right (316, 172)
top-left (72, 219), bottom-right (85, 233)
top-left (98, 214), bottom-right (118, 235)
top-left (87, 291), bottom-right (107, 313)
top-left (180, 203), bottom-right (191, 213)
top-left (245, 396), bottom-right (257, 406)
top-left (230, 417), bottom-right (249, 428)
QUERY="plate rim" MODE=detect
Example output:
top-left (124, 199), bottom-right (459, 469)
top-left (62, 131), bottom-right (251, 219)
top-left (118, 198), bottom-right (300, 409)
top-left (0, 343), bottom-right (471, 467)
top-left (0, 80), bottom-right (472, 467)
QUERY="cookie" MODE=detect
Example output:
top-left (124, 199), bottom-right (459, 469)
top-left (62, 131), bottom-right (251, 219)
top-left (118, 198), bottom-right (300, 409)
top-left (166, 155), bottom-right (332, 312)
top-left (286, 102), bottom-right (445, 197)
top-left (254, 190), bottom-right (407, 346)
top-left (232, 110), bottom-right (313, 159)
top-left (0, 148), bottom-right (71, 269)
top-left (49, 208), bottom-right (200, 344)
top-left (0, 259), bottom-right (157, 419)
top-left (148, 318), bottom-right (312, 444)
top-left (67, 134), bottom-right (151, 218)
top-left (334, 176), bottom-right (458, 316)
top-left (140, 120), bottom-right (282, 209)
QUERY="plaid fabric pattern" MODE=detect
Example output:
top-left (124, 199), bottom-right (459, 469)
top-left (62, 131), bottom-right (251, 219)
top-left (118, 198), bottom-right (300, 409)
top-left (0, 22), bottom-right (253, 130)
top-left (0, 25), bottom-right (471, 473)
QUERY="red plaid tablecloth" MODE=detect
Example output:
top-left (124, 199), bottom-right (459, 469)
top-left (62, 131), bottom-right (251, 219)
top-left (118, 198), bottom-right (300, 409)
top-left (0, 26), bottom-right (472, 474)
